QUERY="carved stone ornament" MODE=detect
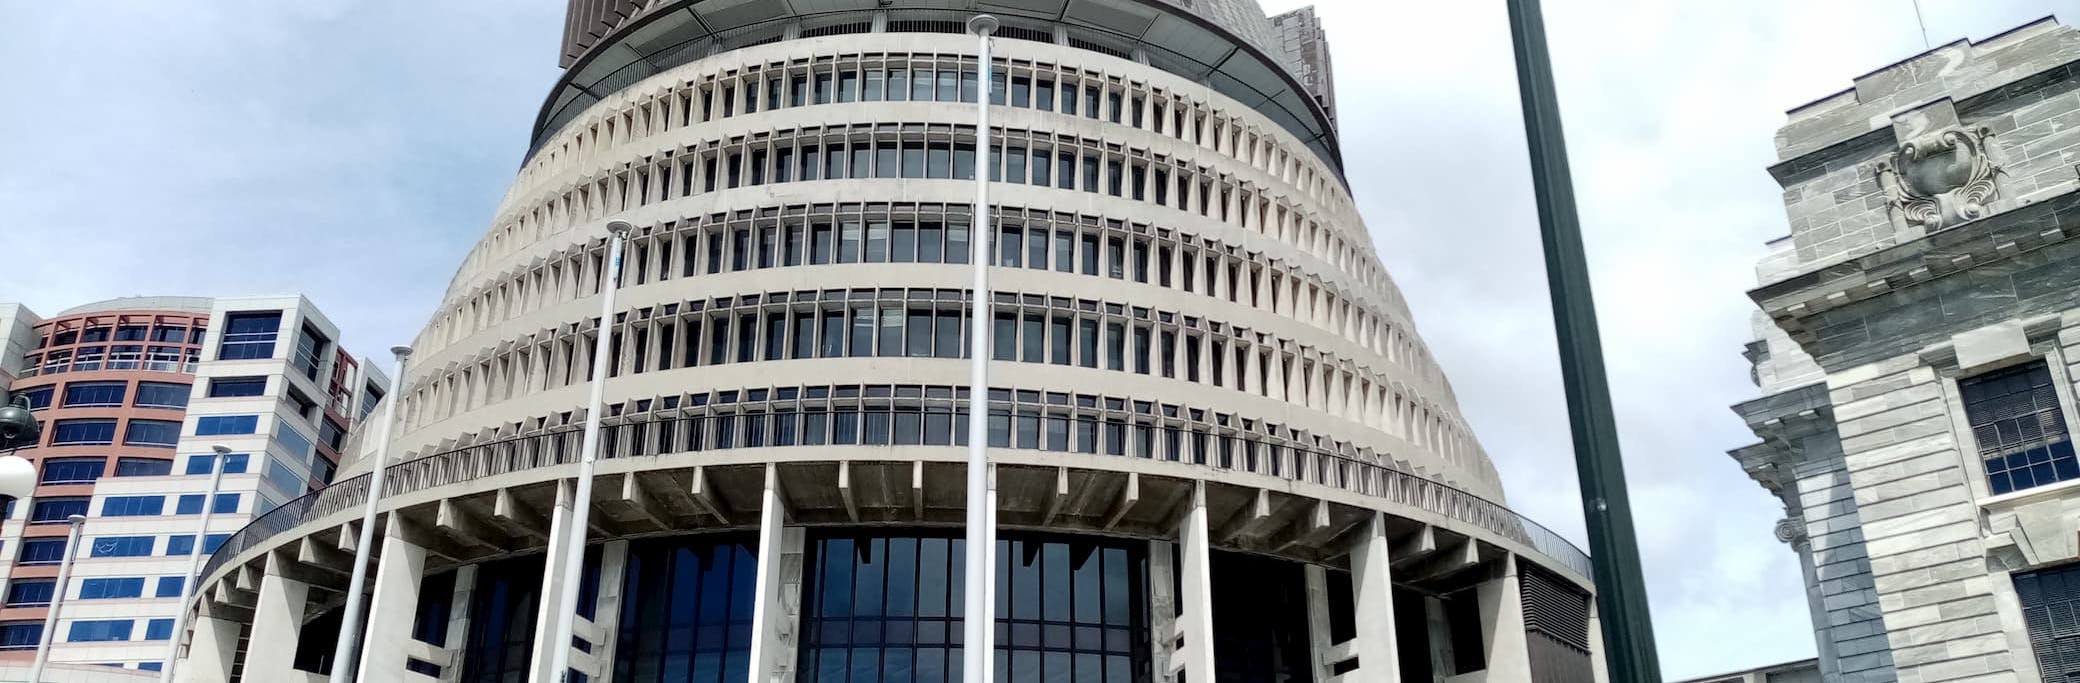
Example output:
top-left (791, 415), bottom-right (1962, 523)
top-left (1773, 516), bottom-right (1809, 546)
top-left (1877, 126), bottom-right (2002, 231)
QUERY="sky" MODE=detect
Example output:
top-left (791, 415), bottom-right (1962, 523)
top-left (2, 0), bottom-right (2078, 677)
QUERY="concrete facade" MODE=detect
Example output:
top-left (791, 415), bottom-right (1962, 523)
top-left (1733, 17), bottom-right (2080, 683)
top-left (172, 2), bottom-right (1595, 682)
top-left (0, 296), bottom-right (384, 672)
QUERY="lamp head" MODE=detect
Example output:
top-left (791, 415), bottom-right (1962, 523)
top-left (968, 15), bottom-right (999, 36)
top-left (212, 444), bottom-right (232, 456)
top-left (605, 220), bottom-right (634, 238)
top-left (0, 455), bottom-right (33, 500)
top-left (0, 394), bottom-right (37, 451)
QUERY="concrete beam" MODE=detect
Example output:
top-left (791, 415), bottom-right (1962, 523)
top-left (1270, 500), bottom-right (1333, 554)
top-left (1103, 472), bottom-right (1140, 530)
top-left (394, 513), bottom-right (482, 563)
top-left (1214, 488), bottom-right (1274, 544)
top-left (438, 498), bottom-right (507, 550)
top-left (838, 461), bottom-right (860, 523)
top-left (911, 460), bottom-right (926, 520)
top-left (1042, 467), bottom-right (1070, 526)
top-left (1402, 537), bottom-right (1479, 583)
top-left (296, 536), bottom-right (353, 576)
top-left (1390, 526), bottom-right (1437, 569)
top-left (689, 465), bottom-right (732, 524)
top-left (491, 487), bottom-right (550, 541)
top-left (604, 473), bottom-right (669, 531)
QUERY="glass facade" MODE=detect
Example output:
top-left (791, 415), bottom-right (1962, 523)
top-left (612, 535), bottom-right (758, 682)
top-left (1209, 551), bottom-right (1314, 683)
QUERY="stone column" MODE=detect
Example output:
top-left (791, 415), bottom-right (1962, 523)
top-left (1175, 483), bottom-right (1217, 682)
top-left (176, 602), bottom-right (244, 683)
top-left (1349, 513), bottom-right (1399, 679)
top-left (438, 565), bottom-right (479, 683)
top-left (1476, 554), bottom-right (1533, 683)
top-left (1148, 540), bottom-right (1177, 681)
top-left (583, 540), bottom-right (631, 680)
top-left (1776, 516), bottom-right (1838, 680)
top-left (748, 464), bottom-right (793, 683)
top-left (1302, 566), bottom-right (1337, 681)
top-left (529, 479), bottom-right (581, 679)
top-left (359, 515), bottom-right (429, 680)
top-left (243, 553), bottom-right (312, 679)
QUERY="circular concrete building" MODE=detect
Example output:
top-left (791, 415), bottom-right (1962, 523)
top-left (177, 2), bottom-right (1599, 682)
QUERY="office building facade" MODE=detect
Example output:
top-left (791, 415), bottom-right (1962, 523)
top-left (174, 2), bottom-right (1599, 682)
top-left (1732, 17), bottom-right (2080, 683)
top-left (0, 296), bottom-right (384, 672)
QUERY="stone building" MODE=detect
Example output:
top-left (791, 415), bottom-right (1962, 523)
top-left (167, 1), bottom-right (1599, 681)
top-left (1732, 16), bottom-right (2080, 683)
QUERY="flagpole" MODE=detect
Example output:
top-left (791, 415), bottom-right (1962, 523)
top-left (159, 444), bottom-right (233, 683)
top-left (328, 346), bottom-right (412, 683)
top-left (962, 13), bottom-right (999, 683)
top-left (542, 219), bottom-right (633, 683)
top-left (1503, 0), bottom-right (1662, 678)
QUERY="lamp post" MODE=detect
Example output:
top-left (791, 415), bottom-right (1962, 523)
top-left (159, 444), bottom-right (233, 683)
top-left (331, 345), bottom-right (414, 683)
top-left (962, 14), bottom-right (1000, 683)
top-left (29, 514), bottom-right (86, 682)
top-left (1503, 0), bottom-right (1663, 678)
top-left (540, 219), bottom-right (634, 683)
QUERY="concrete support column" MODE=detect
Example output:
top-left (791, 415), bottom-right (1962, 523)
top-left (1587, 599), bottom-right (1607, 683)
top-left (1302, 566), bottom-right (1337, 682)
top-left (582, 540), bottom-right (631, 681)
top-left (1349, 513), bottom-right (1399, 680)
top-left (243, 553), bottom-right (313, 679)
top-left (1243, 345), bottom-right (1262, 396)
top-left (360, 515), bottom-right (430, 681)
top-left (1173, 483), bottom-right (1216, 683)
top-left (1476, 554), bottom-right (1533, 683)
top-left (529, 479), bottom-right (581, 679)
top-left (438, 565), bottom-right (479, 683)
top-left (748, 464), bottom-right (795, 683)
top-left (1148, 540), bottom-right (1177, 682)
top-left (175, 602), bottom-right (245, 683)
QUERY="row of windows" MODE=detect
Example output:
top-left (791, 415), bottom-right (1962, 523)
top-left (100, 493), bottom-right (241, 516)
top-left (411, 289), bottom-right (1473, 467)
top-left (44, 418), bottom-right (181, 448)
top-left (18, 345), bottom-right (200, 379)
top-left (11, 533), bottom-right (230, 565)
top-left (39, 457), bottom-right (173, 484)
top-left (68, 618), bottom-right (175, 643)
top-left (36, 323), bottom-right (202, 349)
top-left (4, 576), bottom-right (185, 607)
top-left (17, 381), bottom-right (189, 410)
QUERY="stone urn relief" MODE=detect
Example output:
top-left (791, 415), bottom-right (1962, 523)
top-left (1877, 125), bottom-right (2003, 231)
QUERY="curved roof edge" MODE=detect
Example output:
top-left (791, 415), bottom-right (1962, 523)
top-left (57, 296), bottom-right (214, 317)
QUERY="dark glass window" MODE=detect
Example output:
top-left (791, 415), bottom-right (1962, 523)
top-left (610, 535), bottom-right (758, 682)
top-left (101, 495), bottom-right (164, 516)
top-left (1961, 361), bottom-right (2079, 495)
top-left (208, 376), bottom-right (267, 398)
top-left (115, 457), bottom-right (172, 476)
top-left (0, 622), bottom-right (41, 650)
top-left (18, 539), bottom-right (66, 566)
top-left (461, 555), bottom-right (547, 682)
top-left (31, 497), bottom-right (88, 523)
top-left (61, 381), bottom-right (126, 407)
top-left (79, 577), bottom-right (145, 600)
top-left (218, 312), bottom-right (282, 360)
top-left (164, 534), bottom-right (230, 556)
top-left (17, 386), bottom-right (50, 411)
top-left (175, 493), bottom-right (240, 515)
top-left (67, 620), bottom-right (133, 642)
top-left (4, 580), bottom-right (54, 607)
top-left (186, 452), bottom-right (249, 475)
top-left (1211, 550), bottom-right (1315, 682)
top-left (51, 418), bottom-right (118, 445)
top-left (196, 415), bottom-right (260, 436)
top-left (90, 536), bottom-right (156, 557)
top-left (40, 458), bottom-right (105, 484)
top-left (135, 382), bottom-right (190, 408)
top-left (125, 419), bottom-right (182, 447)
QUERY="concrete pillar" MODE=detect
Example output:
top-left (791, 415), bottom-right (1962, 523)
top-left (360, 515), bottom-right (429, 681)
top-left (1477, 554), bottom-right (1533, 683)
top-left (748, 464), bottom-right (792, 683)
top-left (438, 565), bottom-right (479, 683)
top-left (1175, 483), bottom-right (1216, 682)
top-left (1148, 540), bottom-right (1177, 682)
top-left (175, 603), bottom-right (243, 683)
top-left (585, 540), bottom-right (631, 681)
top-left (1302, 566), bottom-right (1336, 682)
top-left (1349, 513), bottom-right (1399, 680)
top-left (529, 479), bottom-right (580, 680)
top-left (244, 554), bottom-right (312, 679)
top-left (1588, 599), bottom-right (1608, 683)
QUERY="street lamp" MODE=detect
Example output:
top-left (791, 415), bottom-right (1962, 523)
top-left (962, 15), bottom-right (1001, 683)
top-left (333, 345), bottom-right (414, 683)
top-left (29, 514), bottom-right (87, 682)
top-left (160, 444), bottom-right (234, 683)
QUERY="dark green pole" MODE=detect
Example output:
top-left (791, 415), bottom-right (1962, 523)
top-left (1503, 0), bottom-right (1663, 679)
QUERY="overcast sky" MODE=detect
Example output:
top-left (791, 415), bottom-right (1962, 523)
top-left (4, 0), bottom-right (2078, 677)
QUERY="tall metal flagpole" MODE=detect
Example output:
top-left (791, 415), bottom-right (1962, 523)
top-left (543, 219), bottom-right (634, 683)
top-left (159, 444), bottom-right (234, 683)
top-left (329, 345), bottom-right (414, 683)
top-left (29, 514), bottom-right (86, 682)
top-left (1503, 0), bottom-right (1662, 679)
top-left (962, 13), bottom-right (999, 683)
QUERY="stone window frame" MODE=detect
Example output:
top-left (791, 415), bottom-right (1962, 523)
top-left (1936, 342), bottom-right (2080, 507)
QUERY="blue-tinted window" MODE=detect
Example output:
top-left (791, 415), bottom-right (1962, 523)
top-left (144, 618), bottom-right (174, 641)
top-left (40, 458), bottom-right (105, 484)
top-left (60, 382), bottom-right (126, 407)
top-left (17, 387), bottom-right (52, 411)
top-left (101, 496), bottom-right (165, 517)
top-left (79, 577), bottom-right (145, 599)
top-left (263, 456), bottom-right (306, 495)
top-left (185, 452), bottom-right (249, 475)
top-left (67, 620), bottom-right (133, 642)
top-left (123, 420), bottom-right (181, 448)
top-left (89, 536), bottom-right (155, 558)
top-left (139, 662), bottom-right (164, 672)
top-left (114, 458), bottom-right (172, 477)
top-left (163, 534), bottom-right (229, 556)
top-left (4, 580), bottom-right (54, 607)
top-left (30, 497), bottom-right (88, 523)
top-left (0, 622), bottom-right (43, 650)
top-left (207, 377), bottom-right (267, 398)
top-left (217, 312), bottom-right (281, 360)
top-left (175, 493), bottom-right (238, 515)
top-left (50, 419), bottom-right (117, 445)
top-left (19, 539), bottom-right (67, 565)
top-left (195, 415), bottom-right (259, 436)
top-left (134, 382), bottom-right (190, 409)
top-left (1963, 361), bottom-right (2079, 495)
top-left (156, 577), bottom-right (185, 598)
top-left (276, 426), bottom-right (314, 460)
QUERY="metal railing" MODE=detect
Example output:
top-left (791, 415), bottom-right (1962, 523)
top-left (202, 410), bottom-right (1590, 583)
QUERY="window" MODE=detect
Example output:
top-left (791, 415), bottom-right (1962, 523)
top-left (196, 415), bottom-right (259, 436)
top-left (115, 458), bottom-right (172, 477)
top-left (50, 419), bottom-right (117, 445)
top-left (60, 382), bottom-right (125, 407)
top-left (603, 536), bottom-right (756, 681)
top-left (175, 493), bottom-right (239, 515)
top-left (123, 419), bottom-right (181, 448)
top-left (67, 620), bottom-right (133, 642)
top-left (134, 382), bottom-right (190, 409)
top-left (78, 578), bottom-right (145, 600)
top-left (207, 377), bottom-right (267, 398)
top-left (0, 623), bottom-right (42, 650)
top-left (1962, 361), bottom-right (2079, 495)
top-left (144, 619), bottom-right (174, 641)
top-left (40, 458), bottom-right (105, 484)
top-left (217, 312), bottom-right (282, 360)
top-left (19, 539), bottom-right (67, 565)
top-left (186, 452), bottom-right (249, 475)
top-left (164, 533), bottom-right (229, 556)
top-left (17, 386), bottom-right (50, 410)
top-left (89, 536), bottom-right (155, 557)
top-left (30, 497), bottom-right (88, 523)
top-left (101, 495), bottom-right (165, 517)
top-left (4, 580), bottom-right (54, 607)
top-left (156, 577), bottom-right (185, 598)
